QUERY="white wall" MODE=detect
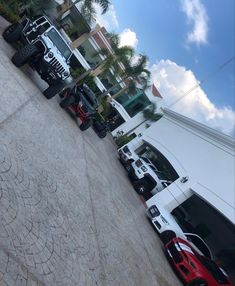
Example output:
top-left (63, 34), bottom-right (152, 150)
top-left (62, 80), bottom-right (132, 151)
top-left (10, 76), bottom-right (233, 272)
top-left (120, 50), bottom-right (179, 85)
top-left (143, 108), bottom-right (235, 223)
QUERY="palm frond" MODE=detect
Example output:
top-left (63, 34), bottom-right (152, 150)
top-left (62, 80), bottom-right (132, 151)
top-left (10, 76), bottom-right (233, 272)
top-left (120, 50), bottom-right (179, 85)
top-left (95, 0), bottom-right (110, 14)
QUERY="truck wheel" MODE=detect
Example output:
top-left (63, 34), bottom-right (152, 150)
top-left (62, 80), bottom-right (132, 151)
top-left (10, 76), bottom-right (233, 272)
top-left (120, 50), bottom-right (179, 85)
top-left (97, 130), bottom-right (107, 138)
top-left (43, 84), bottom-right (64, 99)
top-left (59, 95), bottom-right (75, 108)
top-left (160, 230), bottom-right (176, 245)
top-left (11, 44), bottom-right (39, 67)
top-left (59, 88), bottom-right (71, 98)
top-left (133, 179), bottom-right (150, 195)
top-left (3, 23), bottom-right (23, 43)
top-left (80, 120), bottom-right (92, 131)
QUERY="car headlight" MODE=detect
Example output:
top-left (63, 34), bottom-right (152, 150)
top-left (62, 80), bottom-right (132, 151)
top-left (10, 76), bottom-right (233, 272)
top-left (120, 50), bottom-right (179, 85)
top-left (141, 166), bottom-right (147, 172)
top-left (48, 51), bottom-right (54, 58)
top-left (63, 71), bottom-right (69, 77)
top-left (148, 205), bottom-right (160, 218)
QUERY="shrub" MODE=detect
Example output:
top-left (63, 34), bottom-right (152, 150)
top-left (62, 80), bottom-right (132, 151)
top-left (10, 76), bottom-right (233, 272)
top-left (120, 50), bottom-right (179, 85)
top-left (0, 3), bottom-right (20, 23)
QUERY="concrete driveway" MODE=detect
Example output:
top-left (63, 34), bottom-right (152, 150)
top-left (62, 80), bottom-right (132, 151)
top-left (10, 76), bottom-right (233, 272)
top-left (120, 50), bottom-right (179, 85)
top-left (0, 18), bottom-right (181, 286)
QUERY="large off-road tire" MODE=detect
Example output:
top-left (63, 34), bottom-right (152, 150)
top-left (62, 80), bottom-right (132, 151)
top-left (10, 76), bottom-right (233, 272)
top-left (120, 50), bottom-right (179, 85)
top-left (187, 279), bottom-right (208, 286)
top-left (80, 120), bottom-right (92, 131)
top-left (97, 130), bottom-right (107, 139)
top-left (43, 84), bottom-right (64, 99)
top-left (59, 94), bottom-right (75, 108)
top-left (11, 44), bottom-right (39, 67)
top-left (133, 179), bottom-right (149, 194)
top-left (3, 23), bottom-right (23, 43)
top-left (160, 230), bottom-right (176, 245)
top-left (59, 88), bottom-right (71, 98)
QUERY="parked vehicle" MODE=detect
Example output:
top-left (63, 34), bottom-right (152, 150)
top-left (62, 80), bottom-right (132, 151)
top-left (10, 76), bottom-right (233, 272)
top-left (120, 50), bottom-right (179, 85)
top-left (59, 83), bottom-right (99, 131)
top-left (128, 156), bottom-right (172, 197)
top-left (118, 145), bottom-right (139, 171)
top-left (165, 237), bottom-right (234, 286)
top-left (3, 15), bottom-right (72, 99)
top-left (146, 204), bottom-right (213, 260)
top-left (92, 114), bottom-right (108, 139)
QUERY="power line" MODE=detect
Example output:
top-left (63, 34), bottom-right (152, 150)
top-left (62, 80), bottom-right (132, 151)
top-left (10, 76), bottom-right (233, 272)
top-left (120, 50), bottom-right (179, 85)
top-left (169, 56), bottom-right (235, 108)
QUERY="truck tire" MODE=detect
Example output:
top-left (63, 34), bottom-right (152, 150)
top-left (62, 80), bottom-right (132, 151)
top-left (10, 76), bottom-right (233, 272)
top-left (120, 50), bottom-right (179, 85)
top-left (160, 230), bottom-right (176, 245)
top-left (11, 44), bottom-right (39, 67)
top-left (80, 120), bottom-right (91, 131)
top-left (97, 130), bottom-right (107, 138)
top-left (59, 88), bottom-right (71, 98)
top-left (43, 84), bottom-right (64, 99)
top-left (59, 94), bottom-right (75, 108)
top-left (133, 179), bottom-right (151, 195)
top-left (3, 23), bottom-right (23, 43)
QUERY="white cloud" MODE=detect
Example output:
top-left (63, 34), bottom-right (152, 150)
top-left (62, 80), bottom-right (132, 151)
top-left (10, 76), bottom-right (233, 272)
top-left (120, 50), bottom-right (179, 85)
top-left (119, 29), bottom-right (138, 48)
top-left (181, 0), bottom-right (209, 45)
top-left (94, 4), bottom-right (119, 30)
top-left (150, 60), bottom-right (235, 137)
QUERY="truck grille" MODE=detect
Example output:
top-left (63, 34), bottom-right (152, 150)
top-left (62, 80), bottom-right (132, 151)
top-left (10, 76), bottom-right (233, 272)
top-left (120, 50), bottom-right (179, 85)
top-left (49, 57), bottom-right (65, 74)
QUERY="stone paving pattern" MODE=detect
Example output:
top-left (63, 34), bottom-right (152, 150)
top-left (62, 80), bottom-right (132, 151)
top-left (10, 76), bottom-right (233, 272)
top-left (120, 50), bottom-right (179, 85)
top-left (0, 17), bottom-right (181, 286)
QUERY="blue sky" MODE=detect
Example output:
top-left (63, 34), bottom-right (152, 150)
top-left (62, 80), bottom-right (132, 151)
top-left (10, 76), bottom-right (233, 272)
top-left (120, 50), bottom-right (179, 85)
top-left (95, 0), bottom-right (235, 135)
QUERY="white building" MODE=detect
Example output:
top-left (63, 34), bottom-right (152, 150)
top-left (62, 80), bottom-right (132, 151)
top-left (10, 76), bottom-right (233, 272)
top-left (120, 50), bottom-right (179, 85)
top-left (125, 107), bottom-right (235, 276)
top-left (110, 84), bottom-right (163, 137)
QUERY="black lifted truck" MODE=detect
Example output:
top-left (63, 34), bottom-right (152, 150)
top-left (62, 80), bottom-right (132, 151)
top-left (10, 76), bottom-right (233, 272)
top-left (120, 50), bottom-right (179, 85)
top-left (3, 15), bottom-right (72, 99)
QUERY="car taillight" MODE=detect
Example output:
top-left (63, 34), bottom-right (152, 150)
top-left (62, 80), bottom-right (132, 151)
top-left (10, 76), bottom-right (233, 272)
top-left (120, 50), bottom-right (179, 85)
top-left (180, 265), bottom-right (190, 276)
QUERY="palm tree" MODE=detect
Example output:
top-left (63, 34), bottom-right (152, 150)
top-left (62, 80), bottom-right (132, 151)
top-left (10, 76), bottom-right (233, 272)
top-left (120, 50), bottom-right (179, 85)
top-left (125, 102), bottom-right (162, 136)
top-left (106, 54), bottom-right (151, 100)
top-left (74, 33), bottom-right (134, 86)
top-left (57, 0), bottom-right (110, 24)
top-left (17, 0), bottom-right (56, 16)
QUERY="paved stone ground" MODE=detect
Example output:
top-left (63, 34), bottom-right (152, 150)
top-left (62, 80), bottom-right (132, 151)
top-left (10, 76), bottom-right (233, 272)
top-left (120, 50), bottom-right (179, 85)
top-left (0, 18), bottom-right (181, 286)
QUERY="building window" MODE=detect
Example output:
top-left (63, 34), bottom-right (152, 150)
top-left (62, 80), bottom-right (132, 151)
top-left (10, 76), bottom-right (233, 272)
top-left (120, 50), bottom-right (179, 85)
top-left (116, 89), bottom-right (151, 117)
top-left (78, 40), bottom-right (103, 68)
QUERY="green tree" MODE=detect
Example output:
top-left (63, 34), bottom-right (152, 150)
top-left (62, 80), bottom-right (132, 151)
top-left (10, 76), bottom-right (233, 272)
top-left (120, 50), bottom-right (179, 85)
top-left (105, 54), bottom-right (151, 100)
top-left (74, 33), bottom-right (134, 86)
top-left (125, 102), bottom-right (162, 136)
top-left (57, 0), bottom-right (110, 24)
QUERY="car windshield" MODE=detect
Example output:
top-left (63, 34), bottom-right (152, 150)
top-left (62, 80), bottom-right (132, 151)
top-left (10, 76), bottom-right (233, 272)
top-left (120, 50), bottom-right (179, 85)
top-left (140, 156), bottom-right (151, 164)
top-left (185, 234), bottom-right (212, 259)
top-left (151, 168), bottom-right (169, 180)
top-left (197, 256), bottom-right (229, 284)
top-left (47, 28), bottom-right (72, 60)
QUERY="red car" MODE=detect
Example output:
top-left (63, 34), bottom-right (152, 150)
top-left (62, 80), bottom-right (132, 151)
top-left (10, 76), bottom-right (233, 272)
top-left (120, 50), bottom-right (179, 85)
top-left (165, 237), bottom-right (234, 286)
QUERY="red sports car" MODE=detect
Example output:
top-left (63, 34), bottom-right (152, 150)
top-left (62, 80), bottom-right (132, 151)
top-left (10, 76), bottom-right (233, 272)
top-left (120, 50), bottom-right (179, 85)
top-left (165, 237), bottom-right (234, 286)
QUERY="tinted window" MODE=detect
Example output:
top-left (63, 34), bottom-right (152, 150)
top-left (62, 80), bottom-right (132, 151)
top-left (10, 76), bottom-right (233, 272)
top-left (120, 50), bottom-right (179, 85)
top-left (186, 234), bottom-right (211, 259)
top-left (197, 256), bottom-right (229, 284)
top-left (47, 28), bottom-right (72, 60)
top-left (140, 156), bottom-right (151, 164)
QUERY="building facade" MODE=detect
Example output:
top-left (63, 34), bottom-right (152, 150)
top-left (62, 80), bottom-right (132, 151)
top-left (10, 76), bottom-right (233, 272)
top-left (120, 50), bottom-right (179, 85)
top-left (125, 108), bottom-right (235, 278)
